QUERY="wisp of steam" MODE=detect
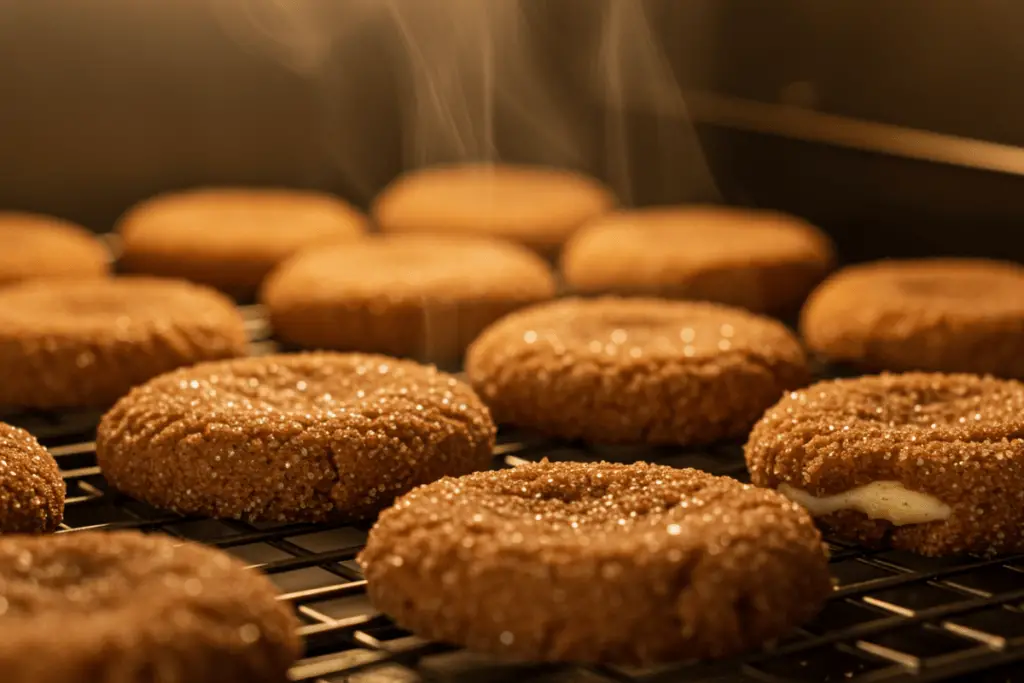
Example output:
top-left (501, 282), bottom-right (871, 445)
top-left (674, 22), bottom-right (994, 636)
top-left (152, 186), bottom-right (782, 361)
top-left (210, 0), bottom-right (717, 206)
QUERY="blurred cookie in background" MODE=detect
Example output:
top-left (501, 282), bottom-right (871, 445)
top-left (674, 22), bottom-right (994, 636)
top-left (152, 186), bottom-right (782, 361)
top-left (801, 258), bottom-right (1024, 377)
top-left (372, 164), bottom-right (617, 258)
top-left (117, 187), bottom-right (368, 299)
top-left (0, 531), bottom-right (300, 683)
top-left (0, 212), bottom-right (110, 285)
top-left (0, 277), bottom-right (248, 409)
top-left (561, 206), bottom-right (835, 315)
top-left (262, 235), bottom-right (556, 365)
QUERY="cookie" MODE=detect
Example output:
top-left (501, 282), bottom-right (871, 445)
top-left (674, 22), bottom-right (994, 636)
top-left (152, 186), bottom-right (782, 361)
top-left (0, 277), bottom-right (248, 409)
top-left (0, 530), bottom-right (300, 682)
top-left (465, 297), bottom-right (810, 445)
top-left (561, 206), bottom-right (835, 314)
top-left (117, 187), bottom-right (368, 298)
top-left (0, 422), bottom-right (63, 533)
top-left (745, 372), bottom-right (1024, 556)
top-left (0, 212), bottom-right (110, 285)
top-left (97, 352), bottom-right (496, 522)
top-left (360, 460), bottom-right (831, 664)
top-left (262, 235), bottom-right (557, 363)
top-left (372, 164), bottom-right (616, 257)
top-left (801, 258), bottom-right (1024, 377)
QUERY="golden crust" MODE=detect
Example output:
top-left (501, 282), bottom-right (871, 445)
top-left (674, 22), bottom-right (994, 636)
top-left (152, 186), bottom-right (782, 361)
top-left (466, 297), bottom-right (810, 445)
top-left (0, 422), bottom-right (63, 533)
top-left (262, 235), bottom-right (556, 362)
top-left (0, 277), bottom-right (248, 408)
top-left (0, 531), bottom-right (300, 683)
top-left (372, 164), bottom-right (616, 257)
top-left (360, 461), bottom-right (831, 664)
top-left (801, 258), bottom-right (1024, 377)
top-left (118, 188), bottom-right (367, 298)
top-left (562, 206), bottom-right (834, 314)
top-left (97, 352), bottom-right (496, 522)
top-left (0, 212), bottom-right (109, 285)
top-left (745, 372), bottom-right (1024, 555)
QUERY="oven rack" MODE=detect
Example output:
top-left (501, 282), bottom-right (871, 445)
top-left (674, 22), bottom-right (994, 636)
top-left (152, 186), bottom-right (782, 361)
top-left (5, 304), bottom-right (1024, 683)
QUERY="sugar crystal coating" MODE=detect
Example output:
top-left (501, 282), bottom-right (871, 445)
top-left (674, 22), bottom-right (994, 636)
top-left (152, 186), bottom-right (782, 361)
top-left (466, 297), bottom-right (811, 444)
top-left (360, 460), bottom-right (831, 664)
top-left (0, 277), bottom-right (248, 409)
top-left (801, 258), bottom-right (1024, 377)
top-left (0, 422), bottom-right (64, 533)
top-left (0, 531), bottom-right (299, 683)
top-left (262, 235), bottom-right (556, 362)
top-left (745, 372), bottom-right (1024, 555)
top-left (97, 352), bottom-right (496, 522)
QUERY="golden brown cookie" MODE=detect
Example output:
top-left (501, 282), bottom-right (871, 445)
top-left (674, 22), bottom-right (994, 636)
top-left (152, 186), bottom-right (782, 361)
top-left (360, 460), bottom-right (831, 664)
top-left (262, 235), bottom-right (557, 363)
top-left (0, 422), bottom-right (63, 533)
top-left (561, 206), bottom-right (835, 314)
top-left (372, 164), bottom-right (616, 257)
top-left (745, 372), bottom-right (1024, 556)
top-left (0, 530), bottom-right (300, 683)
top-left (465, 297), bottom-right (810, 445)
top-left (96, 352), bottom-right (496, 522)
top-left (117, 187), bottom-right (368, 298)
top-left (0, 277), bottom-right (248, 409)
top-left (0, 212), bottom-right (110, 285)
top-left (801, 258), bottom-right (1024, 377)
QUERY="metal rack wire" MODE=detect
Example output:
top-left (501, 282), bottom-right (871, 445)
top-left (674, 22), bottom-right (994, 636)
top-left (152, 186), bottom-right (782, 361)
top-left (12, 305), bottom-right (1024, 683)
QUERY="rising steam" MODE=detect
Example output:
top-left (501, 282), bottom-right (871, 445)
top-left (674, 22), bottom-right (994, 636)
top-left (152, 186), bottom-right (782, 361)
top-left (210, 0), bottom-right (717, 204)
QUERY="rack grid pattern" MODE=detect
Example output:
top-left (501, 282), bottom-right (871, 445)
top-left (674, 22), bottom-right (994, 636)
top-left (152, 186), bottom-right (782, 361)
top-left (8, 305), bottom-right (1024, 683)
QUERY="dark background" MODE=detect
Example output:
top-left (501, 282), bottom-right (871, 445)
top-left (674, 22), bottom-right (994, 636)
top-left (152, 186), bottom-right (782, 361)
top-left (3, 0), bottom-right (1023, 263)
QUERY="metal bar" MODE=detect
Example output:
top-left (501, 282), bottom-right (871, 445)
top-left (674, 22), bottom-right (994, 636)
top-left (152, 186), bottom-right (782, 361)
top-left (685, 90), bottom-right (1024, 177)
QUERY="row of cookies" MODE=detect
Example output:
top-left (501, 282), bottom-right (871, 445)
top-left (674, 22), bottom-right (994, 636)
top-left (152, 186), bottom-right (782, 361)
top-left (0, 245), bottom-right (1020, 560)
top-left (4, 249), bottom-right (1021, 416)
top-left (7, 168), bottom-right (1024, 378)
top-left (0, 349), bottom-right (496, 681)
top-left (7, 232), bottom-right (1021, 383)
top-left (0, 346), bottom-right (832, 674)
top-left (3, 300), bottom-right (1022, 674)
top-left (10, 313), bottom-right (1020, 670)
top-left (2, 164), bottom-right (829, 309)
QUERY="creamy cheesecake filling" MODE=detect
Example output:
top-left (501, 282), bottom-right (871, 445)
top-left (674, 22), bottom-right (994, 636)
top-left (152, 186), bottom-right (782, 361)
top-left (778, 481), bottom-right (952, 526)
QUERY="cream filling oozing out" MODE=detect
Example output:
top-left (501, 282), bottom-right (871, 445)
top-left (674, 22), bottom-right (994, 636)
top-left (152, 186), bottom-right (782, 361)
top-left (778, 481), bottom-right (952, 526)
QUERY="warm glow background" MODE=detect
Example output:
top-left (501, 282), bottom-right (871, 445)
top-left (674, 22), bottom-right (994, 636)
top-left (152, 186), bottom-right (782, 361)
top-left (2, 0), bottom-right (1023, 261)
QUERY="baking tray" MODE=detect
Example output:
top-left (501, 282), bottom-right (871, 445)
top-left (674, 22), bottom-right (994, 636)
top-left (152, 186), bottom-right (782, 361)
top-left (8, 304), bottom-right (1024, 683)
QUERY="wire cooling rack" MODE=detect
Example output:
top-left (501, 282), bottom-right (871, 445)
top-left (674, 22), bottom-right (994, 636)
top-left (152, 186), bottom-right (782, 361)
top-left (8, 305), bottom-right (1024, 683)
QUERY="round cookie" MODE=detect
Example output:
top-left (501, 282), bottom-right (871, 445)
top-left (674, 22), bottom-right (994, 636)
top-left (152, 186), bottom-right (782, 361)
top-left (262, 235), bottom-right (557, 363)
top-left (117, 187), bottom-right (368, 298)
top-left (465, 297), bottom-right (810, 445)
top-left (0, 422), bottom-right (63, 533)
top-left (96, 352), bottom-right (496, 522)
top-left (0, 530), bottom-right (300, 683)
top-left (0, 277), bottom-right (248, 409)
top-left (745, 372), bottom-right (1024, 556)
top-left (801, 258), bottom-right (1024, 377)
top-left (0, 212), bottom-right (110, 285)
top-left (372, 164), bottom-right (616, 257)
top-left (359, 460), bottom-right (831, 664)
top-left (561, 206), bottom-right (835, 314)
